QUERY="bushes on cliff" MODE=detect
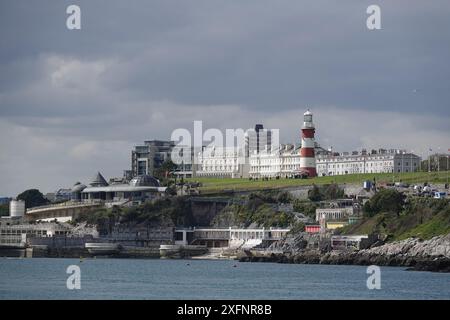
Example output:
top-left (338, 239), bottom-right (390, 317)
top-left (248, 190), bottom-right (292, 204)
top-left (293, 199), bottom-right (317, 218)
top-left (396, 198), bottom-right (450, 239)
top-left (251, 205), bottom-right (294, 228)
top-left (120, 197), bottom-right (192, 226)
top-left (78, 207), bottom-right (120, 235)
top-left (76, 197), bottom-right (194, 233)
top-left (308, 185), bottom-right (322, 201)
top-left (214, 202), bottom-right (295, 228)
top-left (363, 189), bottom-right (405, 217)
top-left (289, 221), bottom-right (306, 234)
top-left (323, 183), bottom-right (345, 200)
top-left (345, 196), bottom-right (449, 240)
top-left (308, 184), bottom-right (345, 202)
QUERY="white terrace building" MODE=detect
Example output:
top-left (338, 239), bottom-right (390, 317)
top-left (316, 149), bottom-right (421, 176)
top-left (249, 144), bottom-right (301, 178)
top-left (249, 144), bottom-right (330, 179)
top-left (196, 146), bottom-right (249, 178)
top-left (196, 145), bottom-right (420, 179)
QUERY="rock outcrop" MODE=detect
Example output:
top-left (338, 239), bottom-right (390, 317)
top-left (239, 234), bottom-right (450, 273)
top-left (360, 234), bottom-right (450, 258)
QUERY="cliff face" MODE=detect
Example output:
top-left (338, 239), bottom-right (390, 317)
top-left (341, 234), bottom-right (450, 272)
top-left (240, 234), bottom-right (450, 273)
top-left (360, 234), bottom-right (450, 259)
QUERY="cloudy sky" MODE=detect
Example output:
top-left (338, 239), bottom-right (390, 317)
top-left (1, 0), bottom-right (449, 196)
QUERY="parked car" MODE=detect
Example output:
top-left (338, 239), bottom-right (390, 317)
top-left (395, 182), bottom-right (409, 188)
top-left (433, 192), bottom-right (447, 199)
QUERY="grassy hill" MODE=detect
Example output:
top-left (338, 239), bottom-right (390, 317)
top-left (340, 196), bottom-right (450, 241)
top-left (187, 171), bottom-right (450, 194)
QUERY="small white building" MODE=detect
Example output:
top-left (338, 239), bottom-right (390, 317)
top-left (0, 220), bottom-right (72, 248)
top-left (331, 235), bottom-right (373, 250)
top-left (315, 207), bottom-right (354, 222)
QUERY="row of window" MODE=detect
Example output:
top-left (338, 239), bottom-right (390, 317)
top-left (250, 165), bottom-right (301, 172)
top-left (250, 160), bottom-right (301, 165)
top-left (202, 166), bottom-right (240, 171)
top-left (318, 155), bottom-right (400, 161)
top-left (318, 161), bottom-right (417, 168)
top-left (0, 229), bottom-right (69, 236)
top-left (1, 229), bottom-right (48, 236)
top-left (318, 163), bottom-right (394, 169)
top-left (202, 159), bottom-right (239, 165)
top-left (318, 169), bottom-right (396, 175)
top-left (0, 239), bottom-right (23, 244)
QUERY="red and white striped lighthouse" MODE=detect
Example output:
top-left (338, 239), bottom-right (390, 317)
top-left (300, 109), bottom-right (317, 177)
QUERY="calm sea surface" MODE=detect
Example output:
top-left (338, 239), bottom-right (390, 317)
top-left (0, 258), bottom-right (449, 299)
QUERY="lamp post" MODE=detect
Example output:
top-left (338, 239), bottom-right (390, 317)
top-left (428, 148), bottom-right (432, 185)
top-left (400, 151), bottom-right (404, 182)
top-left (428, 151), bottom-right (431, 173)
top-left (447, 152), bottom-right (449, 187)
top-left (326, 146), bottom-right (331, 176)
top-left (438, 147), bottom-right (441, 172)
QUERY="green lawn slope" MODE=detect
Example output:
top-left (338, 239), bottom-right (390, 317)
top-left (187, 171), bottom-right (450, 194)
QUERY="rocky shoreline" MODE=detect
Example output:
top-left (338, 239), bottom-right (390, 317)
top-left (238, 234), bottom-right (450, 273)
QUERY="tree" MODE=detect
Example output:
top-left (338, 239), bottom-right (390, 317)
top-left (276, 191), bottom-right (292, 204)
top-left (154, 160), bottom-right (178, 180)
top-left (363, 189), bottom-right (405, 217)
top-left (0, 204), bottom-right (9, 217)
top-left (323, 184), bottom-right (345, 200)
top-left (308, 184), bottom-right (345, 202)
top-left (308, 185), bottom-right (322, 202)
top-left (165, 185), bottom-right (177, 196)
top-left (293, 199), bottom-right (317, 218)
top-left (289, 221), bottom-right (305, 234)
top-left (17, 189), bottom-right (49, 209)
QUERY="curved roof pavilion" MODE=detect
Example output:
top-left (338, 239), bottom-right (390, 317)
top-left (81, 173), bottom-right (166, 201)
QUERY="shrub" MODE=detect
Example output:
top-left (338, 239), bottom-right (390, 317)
top-left (307, 184), bottom-right (345, 202)
top-left (363, 189), bottom-right (405, 217)
top-left (293, 199), bottom-right (317, 218)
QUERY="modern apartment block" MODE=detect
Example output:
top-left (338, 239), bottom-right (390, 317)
top-left (244, 124), bottom-right (273, 157)
top-left (131, 140), bottom-right (194, 178)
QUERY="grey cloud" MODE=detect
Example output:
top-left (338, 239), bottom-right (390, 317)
top-left (0, 0), bottom-right (449, 195)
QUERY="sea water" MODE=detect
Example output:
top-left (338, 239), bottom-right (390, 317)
top-left (0, 258), bottom-right (449, 299)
